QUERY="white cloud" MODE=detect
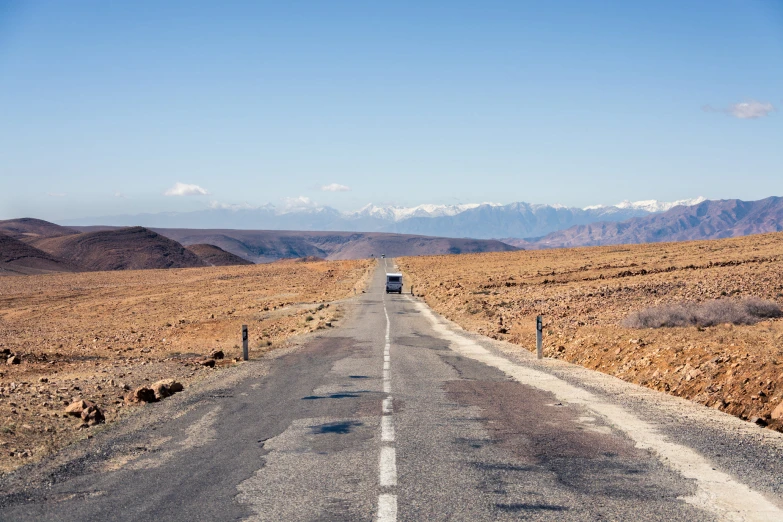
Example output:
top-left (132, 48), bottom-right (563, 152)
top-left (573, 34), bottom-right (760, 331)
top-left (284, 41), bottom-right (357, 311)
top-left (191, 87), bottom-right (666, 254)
top-left (703, 100), bottom-right (776, 119)
top-left (321, 183), bottom-right (351, 192)
top-left (114, 192), bottom-right (126, 198)
top-left (46, 192), bottom-right (66, 197)
top-left (728, 100), bottom-right (776, 119)
top-left (163, 182), bottom-right (209, 196)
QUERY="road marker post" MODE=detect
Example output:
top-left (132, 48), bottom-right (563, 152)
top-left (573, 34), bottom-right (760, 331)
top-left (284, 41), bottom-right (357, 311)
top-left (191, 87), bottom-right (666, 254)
top-left (242, 325), bottom-right (249, 361)
top-left (536, 316), bottom-right (543, 359)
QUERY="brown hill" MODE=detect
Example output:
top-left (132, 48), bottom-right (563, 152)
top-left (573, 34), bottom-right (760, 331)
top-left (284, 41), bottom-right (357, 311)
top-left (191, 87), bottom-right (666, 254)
top-left (141, 228), bottom-right (518, 263)
top-left (0, 218), bottom-right (78, 241)
top-left (31, 227), bottom-right (206, 271)
top-left (510, 197), bottom-right (783, 249)
top-left (186, 243), bottom-right (254, 266)
top-left (0, 233), bottom-right (80, 276)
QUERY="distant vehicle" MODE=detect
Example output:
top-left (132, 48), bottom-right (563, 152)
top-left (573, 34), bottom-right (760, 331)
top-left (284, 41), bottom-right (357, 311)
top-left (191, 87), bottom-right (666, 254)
top-left (381, 254), bottom-right (385, 258)
top-left (385, 273), bottom-right (402, 294)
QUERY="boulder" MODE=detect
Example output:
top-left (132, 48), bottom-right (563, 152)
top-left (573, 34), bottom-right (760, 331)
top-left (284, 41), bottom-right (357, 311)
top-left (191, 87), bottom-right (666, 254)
top-left (7, 355), bottom-right (21, 365)
top-left (81, 405), bottom-right (105, 425)
top-left (64, 399), bottom-right (104, 425)
top-left (209, 350), bottom-right (224, 360)
top-left (151, 381), bottom-right (171, 400)
top-left (197, 358), bottom-right (216, 368)
top-left (65, 399), bottom-right (96, 416)
top-left (151, 378), bottom-right (184, 400)
top-left (124, 386), bottom-right (157, 404)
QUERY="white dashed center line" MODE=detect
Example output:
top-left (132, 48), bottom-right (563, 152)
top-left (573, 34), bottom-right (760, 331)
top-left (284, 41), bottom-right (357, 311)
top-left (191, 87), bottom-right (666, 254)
top-left (377, 299), bottom-right (397, 521)
top-left (381, 416), bottom-right (395, 442)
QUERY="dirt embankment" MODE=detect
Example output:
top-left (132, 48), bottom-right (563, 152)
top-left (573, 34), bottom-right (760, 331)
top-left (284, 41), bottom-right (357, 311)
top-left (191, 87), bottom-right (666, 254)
top-left (398, 232), bottom-right (783, 432)
top-left (0, 259), bottom-right (372, 474)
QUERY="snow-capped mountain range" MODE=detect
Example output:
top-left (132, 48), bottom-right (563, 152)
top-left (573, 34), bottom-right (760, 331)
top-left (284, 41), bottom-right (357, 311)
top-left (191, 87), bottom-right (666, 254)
top-left (354, 197), bottom-right (707, 221)
top-left (63, 197), bottom-right (708, 240)
top-left (348, 203), bottom-right (493, 222)
top-left (586, 197), bottom-right (707, 213)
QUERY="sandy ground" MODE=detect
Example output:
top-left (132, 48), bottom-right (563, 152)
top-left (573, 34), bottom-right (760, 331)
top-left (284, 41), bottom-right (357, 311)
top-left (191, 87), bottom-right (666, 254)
top-left (0, 259), bottom-right (372, 474)
top-left (398, 232), bottom-right (783, 433)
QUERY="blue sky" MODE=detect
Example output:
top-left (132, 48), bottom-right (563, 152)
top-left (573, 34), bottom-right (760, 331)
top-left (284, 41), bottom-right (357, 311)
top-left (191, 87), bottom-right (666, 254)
top-left (1, 1), bottom-right (781, 221)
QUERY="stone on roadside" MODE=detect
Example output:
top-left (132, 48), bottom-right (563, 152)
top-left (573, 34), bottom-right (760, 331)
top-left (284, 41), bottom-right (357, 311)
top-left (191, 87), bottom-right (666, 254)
top-left (65, 399), bottom-right (96, 416)
top-left (151, 378), bottom-right (184, 400)
top-left (197, 358), bottom-right (216, 368)
top-left (80, 404), bottom-right (105, 425)
top-left (124, 386), bottom-right (157, 404)
top-left (64, 399), bottom-right (105, 425)
top-left (209, 350), bottom-right (224, 360)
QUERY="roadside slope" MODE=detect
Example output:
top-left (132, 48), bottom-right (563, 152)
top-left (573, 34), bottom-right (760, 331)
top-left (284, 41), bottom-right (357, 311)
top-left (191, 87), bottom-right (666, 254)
top-left (398, 231), bottom-right (783, 432)
top-left (0, 258), bottom-right (373, 474)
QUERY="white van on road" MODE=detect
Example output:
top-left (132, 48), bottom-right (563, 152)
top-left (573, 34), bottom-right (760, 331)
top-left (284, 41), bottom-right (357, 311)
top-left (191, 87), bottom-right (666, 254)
top-left (385, 273), bottom-right (403, 294)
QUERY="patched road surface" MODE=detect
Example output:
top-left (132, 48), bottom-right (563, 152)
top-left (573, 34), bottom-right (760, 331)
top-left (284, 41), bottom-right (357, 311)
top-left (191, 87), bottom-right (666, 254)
top-left (1, 260), bottom-right (783, 521)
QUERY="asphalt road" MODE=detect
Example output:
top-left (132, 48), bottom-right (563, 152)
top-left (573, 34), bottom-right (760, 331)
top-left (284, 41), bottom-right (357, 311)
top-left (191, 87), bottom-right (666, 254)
top-left (1, 260), bottom-right (783, 521)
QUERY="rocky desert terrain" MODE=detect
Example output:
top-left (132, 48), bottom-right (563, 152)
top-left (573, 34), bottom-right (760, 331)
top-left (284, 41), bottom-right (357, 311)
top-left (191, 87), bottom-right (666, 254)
top-left (0, 259), bottom-right (371, 473)
top-left (398, 232), bottom-right (783, 432)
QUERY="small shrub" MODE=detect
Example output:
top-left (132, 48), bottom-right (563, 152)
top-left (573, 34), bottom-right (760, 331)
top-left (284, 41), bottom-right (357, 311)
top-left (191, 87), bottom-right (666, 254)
top-left (623, 298), bottom-right (782, 329)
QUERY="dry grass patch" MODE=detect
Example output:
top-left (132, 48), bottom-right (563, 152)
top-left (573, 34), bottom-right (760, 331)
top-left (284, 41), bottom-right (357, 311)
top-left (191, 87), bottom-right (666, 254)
top-left (623, 298), bottom-right (782, 328)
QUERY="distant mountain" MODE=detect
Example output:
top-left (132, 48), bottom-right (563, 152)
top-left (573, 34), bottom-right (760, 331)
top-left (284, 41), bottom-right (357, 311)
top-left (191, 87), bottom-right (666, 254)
top-left (150, 228), bottom-right (518, 263)
top-left (61, 197), bottom-right (706, 239)
top-left (0, 233), bottom-right (80, 276)
top-left (584, 197), bottom-right (707, 214)
top-left (30, 227), bottom-right (206, 271)
top-left (185, 243), bottom-right (254, 266)
top-left (511, 197), bottom-right (783, 249)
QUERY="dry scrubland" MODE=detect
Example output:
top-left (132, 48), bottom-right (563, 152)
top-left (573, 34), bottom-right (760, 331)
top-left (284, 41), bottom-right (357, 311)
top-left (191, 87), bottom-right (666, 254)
top-left (399, 232), bottom-right (783, 432)
top-left (0, 259), bottom-right (371, 473)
